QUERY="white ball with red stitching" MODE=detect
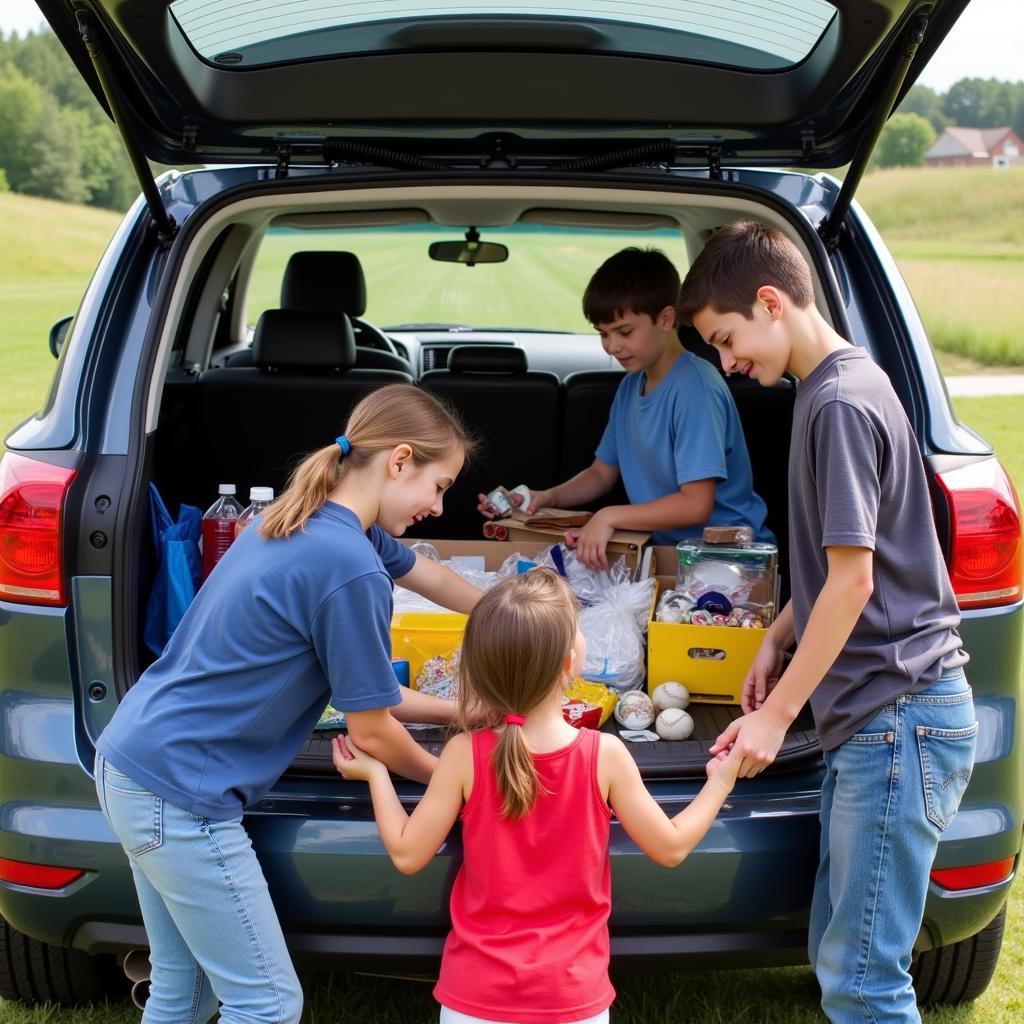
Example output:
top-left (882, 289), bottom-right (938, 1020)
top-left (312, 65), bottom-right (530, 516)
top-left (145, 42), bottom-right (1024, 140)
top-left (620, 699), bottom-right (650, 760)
top-left (656, 708), bottom-right (694, 741)
top-left (652, 681), bottom-right (690, 712)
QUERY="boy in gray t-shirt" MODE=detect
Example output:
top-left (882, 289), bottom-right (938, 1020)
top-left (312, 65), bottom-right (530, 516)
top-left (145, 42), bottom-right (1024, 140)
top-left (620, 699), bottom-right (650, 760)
top-left (679, 221), bottom-right (975, 1024)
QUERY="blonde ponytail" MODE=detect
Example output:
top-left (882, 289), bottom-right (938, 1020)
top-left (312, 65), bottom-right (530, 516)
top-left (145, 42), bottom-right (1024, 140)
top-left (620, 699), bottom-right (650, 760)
top-left (458, 569), bottom-right (579, 819)
top-left (260, 384), bottom-right (472, 540)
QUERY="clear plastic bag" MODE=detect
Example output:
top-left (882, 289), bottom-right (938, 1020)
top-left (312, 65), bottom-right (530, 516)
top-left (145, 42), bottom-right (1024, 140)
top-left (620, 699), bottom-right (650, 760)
top-left (536, 543), bottom-right (633, 606)
top-left (577, 574), bottom-right (657, 694)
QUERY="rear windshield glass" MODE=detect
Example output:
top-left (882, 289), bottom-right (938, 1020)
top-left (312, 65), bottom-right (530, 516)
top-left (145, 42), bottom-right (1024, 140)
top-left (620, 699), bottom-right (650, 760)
top-left (170, 1), bottom-right (836, 71)
top-left (246, 224), bottom-right (687, 334)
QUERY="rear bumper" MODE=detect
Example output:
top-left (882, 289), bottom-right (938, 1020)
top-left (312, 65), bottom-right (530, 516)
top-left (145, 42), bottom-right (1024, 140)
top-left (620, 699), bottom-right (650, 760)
top-left (0, 776), bottom-right (1014, 972)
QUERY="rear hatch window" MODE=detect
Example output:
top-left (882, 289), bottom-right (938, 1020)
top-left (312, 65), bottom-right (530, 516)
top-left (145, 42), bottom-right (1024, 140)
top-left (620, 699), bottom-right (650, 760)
top-left (170, 0), bottom-right (837, 70)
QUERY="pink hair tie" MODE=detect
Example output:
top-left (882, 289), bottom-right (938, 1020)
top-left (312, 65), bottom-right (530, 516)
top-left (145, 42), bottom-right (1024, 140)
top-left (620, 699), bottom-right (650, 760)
top-left (504, 714), bottom-right (526, 726)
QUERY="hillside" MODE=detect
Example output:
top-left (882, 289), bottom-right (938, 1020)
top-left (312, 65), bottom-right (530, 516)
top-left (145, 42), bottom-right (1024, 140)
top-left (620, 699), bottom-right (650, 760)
top-left (1, 192), bottom-right (123, 443)
top-left (0, 191), bottom-right (122, 278)
top-left (855, 166), bottom-right (1024, 259)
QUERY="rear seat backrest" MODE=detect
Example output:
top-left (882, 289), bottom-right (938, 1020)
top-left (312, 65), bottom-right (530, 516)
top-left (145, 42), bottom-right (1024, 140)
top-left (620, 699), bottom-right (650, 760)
top-left (196, 309), bottom-right (412, 500)
top-left (418, 346), bottom-right (561, 539)
top-left (560, 370), bottom-right (629, 509)
top-left (726, 376), bottom-right (794, 581)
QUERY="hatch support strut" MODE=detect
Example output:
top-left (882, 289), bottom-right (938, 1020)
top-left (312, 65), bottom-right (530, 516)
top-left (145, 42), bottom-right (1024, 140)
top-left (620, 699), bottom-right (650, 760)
top-left (77, 12), bottom-right (177, 247)
top-left (819, 13), bottom-right (928, 253)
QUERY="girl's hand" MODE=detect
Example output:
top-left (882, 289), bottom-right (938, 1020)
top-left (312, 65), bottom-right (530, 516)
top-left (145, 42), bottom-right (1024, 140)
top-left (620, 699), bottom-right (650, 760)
top-left (706, 744), bottom-right (741, 794)
top-left (332, 735), bottom-right (386, 782)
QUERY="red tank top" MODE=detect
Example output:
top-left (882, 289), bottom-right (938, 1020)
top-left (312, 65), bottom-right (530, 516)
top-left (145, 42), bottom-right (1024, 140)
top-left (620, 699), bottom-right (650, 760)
top-left (433, 727), bottom-right (614, 1024)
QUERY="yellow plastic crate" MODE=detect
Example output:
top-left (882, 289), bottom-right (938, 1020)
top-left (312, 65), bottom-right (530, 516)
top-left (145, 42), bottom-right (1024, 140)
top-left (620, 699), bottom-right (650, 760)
top-left (648, 619), bottom-right (765, 704)
top-left (647, 578), bottom-right (766, 704)
top-left (391, 611), bottom-right (468, 687)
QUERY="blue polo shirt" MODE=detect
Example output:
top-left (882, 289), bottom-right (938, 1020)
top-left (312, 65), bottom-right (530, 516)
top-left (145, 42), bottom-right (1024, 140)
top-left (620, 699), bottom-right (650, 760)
top-left (97, 502), bottom-right (415, 819)
top-left (596, 352), bottom-right (772, 545)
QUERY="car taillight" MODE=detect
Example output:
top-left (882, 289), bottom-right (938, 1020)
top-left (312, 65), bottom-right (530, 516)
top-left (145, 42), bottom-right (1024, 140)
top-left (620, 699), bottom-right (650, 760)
top-left (0, 453), bottom-right (77, 607)
top-left (930, 857), bottom-right (1016, 891)
top-left (936, 458), bottom-right (1023, 609)
top-left (0, 857), bottom-right (85, 889)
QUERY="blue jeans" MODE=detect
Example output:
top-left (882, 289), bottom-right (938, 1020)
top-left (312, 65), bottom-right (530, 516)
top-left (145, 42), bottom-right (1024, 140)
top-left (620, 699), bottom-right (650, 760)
top-left (95, 753), bottom-right (302, 1024)
top-left (808, 670), bottom-right (977, 1023)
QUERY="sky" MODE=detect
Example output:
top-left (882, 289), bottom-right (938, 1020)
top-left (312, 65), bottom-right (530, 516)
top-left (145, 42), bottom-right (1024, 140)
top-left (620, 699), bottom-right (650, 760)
top-left (1, 0), bottom-right (1021, 93)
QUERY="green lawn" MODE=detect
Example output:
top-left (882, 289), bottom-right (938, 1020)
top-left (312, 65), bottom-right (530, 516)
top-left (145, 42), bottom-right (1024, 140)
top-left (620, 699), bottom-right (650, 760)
top-left (1, 184), bottom-right (1023, 1022)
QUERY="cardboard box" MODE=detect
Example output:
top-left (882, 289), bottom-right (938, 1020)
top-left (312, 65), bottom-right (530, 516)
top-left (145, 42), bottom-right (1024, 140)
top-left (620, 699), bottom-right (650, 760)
top-left (480, 520), bottom-right (650, 576)
top-left (646, 545), bottom-right (765, 705)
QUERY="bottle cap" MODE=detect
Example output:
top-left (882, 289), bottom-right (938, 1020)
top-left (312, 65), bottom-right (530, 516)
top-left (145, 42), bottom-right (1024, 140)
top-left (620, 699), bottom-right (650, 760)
top-left (218, 483), bottom-right (236, 495)
top-left (249, 486), bottom-right (274, 502)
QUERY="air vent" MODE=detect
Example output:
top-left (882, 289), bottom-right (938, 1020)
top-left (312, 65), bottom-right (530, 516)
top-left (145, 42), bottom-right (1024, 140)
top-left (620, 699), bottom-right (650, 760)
top-left (422, 346), bottom-right (451, 372)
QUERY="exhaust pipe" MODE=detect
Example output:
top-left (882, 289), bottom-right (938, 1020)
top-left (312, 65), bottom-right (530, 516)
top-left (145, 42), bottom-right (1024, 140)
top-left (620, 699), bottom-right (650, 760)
top-left (123, 948), bottom-right (151, 1009)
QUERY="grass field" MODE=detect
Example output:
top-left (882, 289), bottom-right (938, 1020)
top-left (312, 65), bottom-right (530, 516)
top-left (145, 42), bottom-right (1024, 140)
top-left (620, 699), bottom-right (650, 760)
top-left (856, 167), bottom-right (1024, 364)
top-left (1, 177), bottom-right (1023, 1021)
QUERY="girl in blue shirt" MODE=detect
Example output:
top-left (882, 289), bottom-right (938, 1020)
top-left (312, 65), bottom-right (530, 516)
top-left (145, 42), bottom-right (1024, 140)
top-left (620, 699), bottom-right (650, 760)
top-left (95, 384), bottom-right (479, 1024)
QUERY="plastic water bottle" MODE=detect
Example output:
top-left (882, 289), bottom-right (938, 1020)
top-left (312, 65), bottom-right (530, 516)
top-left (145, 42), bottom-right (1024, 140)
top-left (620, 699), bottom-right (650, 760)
top-left (201, 484), bottom-right (243, 580)
top-left (235, 486), bottom-right (275, 538)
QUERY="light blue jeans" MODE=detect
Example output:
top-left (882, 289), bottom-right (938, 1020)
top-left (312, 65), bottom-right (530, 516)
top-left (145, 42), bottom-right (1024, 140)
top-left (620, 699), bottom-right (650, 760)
top-left (808, 670), bottom-right (977, 1023)
top-left (95, 753), bottom-right (302, 1024)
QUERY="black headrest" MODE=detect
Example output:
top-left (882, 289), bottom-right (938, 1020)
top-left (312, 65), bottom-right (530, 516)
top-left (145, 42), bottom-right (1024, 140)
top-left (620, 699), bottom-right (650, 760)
top-left (281, 251), bottom-right (367, 317)
top-left (252, 310), bottom-right (356, 371)
top-left (447, 346), bottom-right (528, 374)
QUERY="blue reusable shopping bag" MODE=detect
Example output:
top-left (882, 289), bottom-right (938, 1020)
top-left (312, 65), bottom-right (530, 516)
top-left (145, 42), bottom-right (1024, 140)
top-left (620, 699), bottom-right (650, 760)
top-left (143, 483), bottom-right (202, 655)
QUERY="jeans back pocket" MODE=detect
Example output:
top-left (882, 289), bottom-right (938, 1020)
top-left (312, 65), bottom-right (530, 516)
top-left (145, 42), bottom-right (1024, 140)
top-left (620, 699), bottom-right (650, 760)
top-left (916, 722), bottom-right (978, 831)
top-left (101, 763), bottom-right (164, 856)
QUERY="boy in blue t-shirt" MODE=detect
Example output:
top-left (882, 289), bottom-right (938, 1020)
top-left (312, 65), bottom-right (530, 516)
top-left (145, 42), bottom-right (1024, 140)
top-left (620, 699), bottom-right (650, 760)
top-left (478, 247), bottom-right (770, 568)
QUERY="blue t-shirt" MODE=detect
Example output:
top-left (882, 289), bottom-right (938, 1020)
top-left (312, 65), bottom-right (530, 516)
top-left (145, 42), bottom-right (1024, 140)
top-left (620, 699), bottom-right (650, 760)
top-left (595, 352), bottom-right (772, 545)
top-left (97, 502), bottom-right (416, 819)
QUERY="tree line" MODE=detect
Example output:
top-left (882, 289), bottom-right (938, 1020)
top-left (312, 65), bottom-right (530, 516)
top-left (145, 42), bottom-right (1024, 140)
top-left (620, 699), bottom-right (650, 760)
top-left (2, 27), bottom-right (1023, 209)
top-left (0, 28), bottom-right (138, 209)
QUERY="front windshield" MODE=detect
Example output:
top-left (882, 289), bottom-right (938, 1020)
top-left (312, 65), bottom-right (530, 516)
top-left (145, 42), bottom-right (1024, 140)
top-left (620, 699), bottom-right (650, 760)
top-left (246, 224), bottom-right (687, 333)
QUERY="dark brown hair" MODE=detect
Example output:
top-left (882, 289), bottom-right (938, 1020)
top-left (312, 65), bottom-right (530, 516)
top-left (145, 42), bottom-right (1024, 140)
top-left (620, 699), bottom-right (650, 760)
top-left (678, 220), bottom-right (814, 324)
top-left (457, 569), bottom-right (578, 819)
top-left (582, 247), bottom-right (681, 327)
top-left (260, 384), bottom-right (473, 539)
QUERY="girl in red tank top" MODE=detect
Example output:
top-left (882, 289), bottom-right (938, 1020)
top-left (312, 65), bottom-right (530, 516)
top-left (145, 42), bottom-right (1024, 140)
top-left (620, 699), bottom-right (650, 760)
top-left (334, 568), bottom-right (742, 1024)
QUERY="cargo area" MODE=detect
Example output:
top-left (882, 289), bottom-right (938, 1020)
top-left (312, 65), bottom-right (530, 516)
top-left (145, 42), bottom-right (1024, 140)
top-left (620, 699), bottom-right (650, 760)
top-left (134, 193), bottom-right (818, 780)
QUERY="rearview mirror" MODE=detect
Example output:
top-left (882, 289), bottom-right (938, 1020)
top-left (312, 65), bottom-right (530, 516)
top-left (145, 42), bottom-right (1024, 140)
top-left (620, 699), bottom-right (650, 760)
top-left (429, 227), bottom-right (508, 267)
top-left (49, 315), bottom-right (73, 359)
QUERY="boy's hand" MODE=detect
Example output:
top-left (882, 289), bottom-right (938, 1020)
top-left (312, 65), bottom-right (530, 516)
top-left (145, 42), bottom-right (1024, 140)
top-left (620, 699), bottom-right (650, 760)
top-left (332, 735), bottom-right (386, 782)
top-left (522, 487), bottom-right (556, 515)
top-left (741, 639), bottom-right (787, 714)
top-left (708, 707), bottom-right (789, 778)
top-left (566, 509), bottom-right (614, 569)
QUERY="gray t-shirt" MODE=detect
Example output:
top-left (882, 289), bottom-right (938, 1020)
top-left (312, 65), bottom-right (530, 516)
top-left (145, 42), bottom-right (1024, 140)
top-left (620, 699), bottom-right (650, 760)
top-left (788, 348), bottom-right (967, 750)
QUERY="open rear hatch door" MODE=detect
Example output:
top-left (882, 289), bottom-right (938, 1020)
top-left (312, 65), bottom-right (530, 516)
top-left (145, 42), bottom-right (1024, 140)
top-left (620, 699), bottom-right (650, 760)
top-left (40, 1), bottom-right (969, 175)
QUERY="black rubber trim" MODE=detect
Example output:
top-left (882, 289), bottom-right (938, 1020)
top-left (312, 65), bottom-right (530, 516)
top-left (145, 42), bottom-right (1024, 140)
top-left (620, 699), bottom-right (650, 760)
top-left (294, 703), bottom-right (820, 779)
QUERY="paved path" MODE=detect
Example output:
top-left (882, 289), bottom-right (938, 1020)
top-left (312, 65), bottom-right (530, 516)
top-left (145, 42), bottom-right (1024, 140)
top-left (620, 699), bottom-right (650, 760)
top-left (945, 375), bottom-right (1024, 397)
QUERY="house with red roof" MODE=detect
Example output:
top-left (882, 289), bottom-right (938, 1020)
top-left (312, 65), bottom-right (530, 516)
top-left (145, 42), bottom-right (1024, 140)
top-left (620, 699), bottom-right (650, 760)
top-left (924, 126), bottom-right (1024, 168)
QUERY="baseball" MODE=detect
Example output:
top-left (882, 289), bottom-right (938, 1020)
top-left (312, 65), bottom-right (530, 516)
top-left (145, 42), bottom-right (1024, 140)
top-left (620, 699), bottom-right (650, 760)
top-left (651, 681), bottom-right (690, 712)
top-left (655, 708), bottom-right (694, 741)
top-left (614, 690), bottom-right (656, 731)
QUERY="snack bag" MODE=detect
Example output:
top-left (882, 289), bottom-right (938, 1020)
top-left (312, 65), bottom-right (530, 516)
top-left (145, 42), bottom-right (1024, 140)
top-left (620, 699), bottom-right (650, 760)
top-left (561, 679), bottom-right (618, 729)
